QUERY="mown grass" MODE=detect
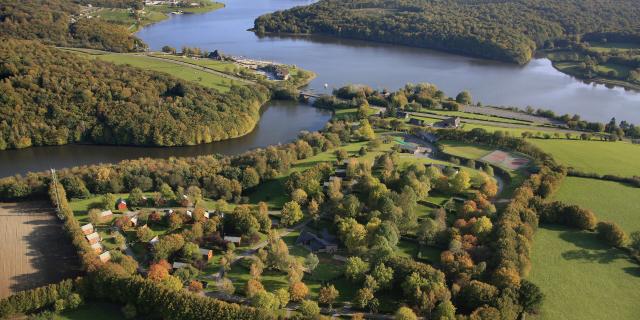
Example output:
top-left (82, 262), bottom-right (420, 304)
top-left (553, 177), bottom-right (640, 234)
top-left (94, 1), bottom-right (224, 30)
top-left (439, 140), bottom-right (493, 160)
top-left (149, 53), bottom-right (238, 73)
top-left (529, 226), bottom-right (640, 320)
top-left (529, 139), bottom-right (640, 177)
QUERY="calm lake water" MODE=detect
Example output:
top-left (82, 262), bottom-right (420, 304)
top-left (2, 0), bottom-right (640, 177)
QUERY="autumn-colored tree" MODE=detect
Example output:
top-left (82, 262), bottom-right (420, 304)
top-left (289, 281), bottom-right (309, 302)
top-left (188, 280), bottom-right (204, 293)
top-left (318, 284), bottom-right (339, 309)
top-left (291, 188), bottom-right (308, 205)
top-left (245, 278), bottom-right (265, 298)
top-left (148, 262), bottom-right (169, 282)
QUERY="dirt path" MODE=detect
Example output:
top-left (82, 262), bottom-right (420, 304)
top-left (0, 202), bottom-right (81, 298)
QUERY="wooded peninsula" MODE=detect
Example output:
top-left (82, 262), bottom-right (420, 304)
top-left (254, 0), bottom-right (640, 88)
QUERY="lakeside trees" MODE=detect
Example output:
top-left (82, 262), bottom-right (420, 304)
top-left (254, 0), bottom-right (640, 64)
top-left (0, 39), bottom-right (270, 150)
top-left (0, 0), bottom-right (144, 52)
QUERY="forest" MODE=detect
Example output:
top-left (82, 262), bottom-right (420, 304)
top-left (0, 39), bottom-right (270, 149)
top-left (254, 0), bottom-right (640, 64)
top-left (0, 0), bottom-right (144, 52)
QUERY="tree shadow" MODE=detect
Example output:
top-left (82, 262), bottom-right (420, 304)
top-left (553, 225), bottom-right (638, 268)
top-left (8, 204), bottom-right (82, 294)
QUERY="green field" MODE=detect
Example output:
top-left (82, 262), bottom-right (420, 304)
top-left (439, 140), bottom-right (493, 159)
top-left (529, 226), bottom-right (640, 320)
top-left (92, 54), bottom-right (240, 92)
top-left (530, 139), bottom-right (640, 177)
top-left (149, 54), bottom-right (238, 73)
top-left (554, 177), bottom-right (640, 234)
top-left (587, 42), bottom-right (640, 53)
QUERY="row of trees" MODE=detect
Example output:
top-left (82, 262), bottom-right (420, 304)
top-left (254, 0), bottom-right (640, 64)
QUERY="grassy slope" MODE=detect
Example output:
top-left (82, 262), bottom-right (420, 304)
top-left (95, 2), bottom-right (224, 31)
top-left (529, 226), bottom-right (640, 320)
top-left (553, 177), bottom-right (640, 234)
top-left (92, 53), bottom-right (240, 92)
top-left (529, 139), bottom-right (640, 177)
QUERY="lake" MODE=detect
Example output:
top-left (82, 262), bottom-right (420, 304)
top-left (1, 0), bottom-right (639, 177)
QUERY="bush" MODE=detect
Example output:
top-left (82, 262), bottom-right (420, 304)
top-left (596, 221), bottom-right (629, 247)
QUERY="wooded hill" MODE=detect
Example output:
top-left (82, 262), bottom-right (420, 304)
top-left (0, 39), bottom-right (270, 149)
top-left (0, 0), bottom-right (144, 52)
top-left (254, 0), bottom-right (640, 64)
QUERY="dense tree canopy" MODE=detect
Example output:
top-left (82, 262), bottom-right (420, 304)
top-left (0, 0), bottom-right (144, 52)
top-left (0, 39), bottom-right (270, 149)
top-left (254, 0), bottom-right (640, 64)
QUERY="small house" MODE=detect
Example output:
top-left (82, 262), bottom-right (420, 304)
top-left (86, 232), bottom-right (101, 245)
top-left (396, 111), bottom-right (409, 119)
top-left (186, 210), bottom-right (193, 218)
top-left (436, 117), bottom-right (461, 129)
top-left (181, 195), bottom-right (193, 207)
top-left (199, 248), bottom-right (213, 261)
top-left (130, 216), bottom-right (138, 227)
top-left (334, 169), bottom-right (347, 177)
top-left (80, 223), bottom-right (94, 235)
top-left (409, 118), bottom-right (426, 126)
top-left (149, 236), bottom-right (160, 246)
top-left (117, 200), bottom-right (128, 211)
top-left (399, 142), bottom-right (419, 154)
top-left (90, 242), bottom-right (103, 254)
top-left (296, 229), bottom-right (338, 253)
top-left (99, 210), bottom-right (113, 220)
top-left (98, 251), bottom-right (111, 263)
top-left (417, 131), bottom-right (438, 143)
top-left (172, 262), bottom-right (190, 270)
top-left (208, 50), bottom-right (224, 61)
top-left (224, 236), bottom-right (241, 245)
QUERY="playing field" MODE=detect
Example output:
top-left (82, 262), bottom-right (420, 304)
top-left (554, 177), bottom-right (640, 234)
top-left (481, 150), bottom-right (529, 170)
top-left (529, 226), bottom-right (640, 320)
top-left (0, 202), bottom-right (80, 298)
top-left (530, 139), bottom-right (640, 177)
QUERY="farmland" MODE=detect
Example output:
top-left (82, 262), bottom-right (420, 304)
top-left (0, 202), bottom-right (80, 298)
top-left (529, 139), bottom-right (640, 176)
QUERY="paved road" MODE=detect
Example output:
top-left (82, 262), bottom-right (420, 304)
top-left (373, 106), bottom-right (583, 135)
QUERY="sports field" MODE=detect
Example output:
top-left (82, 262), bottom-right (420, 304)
top-left (481, 150), bottom-right (529, 170)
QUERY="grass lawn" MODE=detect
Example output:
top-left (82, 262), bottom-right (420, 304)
top-left (587, 42), bottom-right (640, 53)
top-left (529, 139), bottom-right (640, 177)
top-left (529, 226), bottom-right (640, 320)
top-left (92, 54), bottom-right (240, 92)
top-left (149, 53), bottom-right (238, 73)
top-left (439, 140), bottom-right (493, 160)
top-left (95, 1), bottom-right (224, 30)
top-left (56, 302), bottom-right (124, 320)
top-left (553, 177), bottom-right (640, 234)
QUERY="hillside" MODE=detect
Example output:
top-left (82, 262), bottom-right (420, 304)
top-left (0, 39), bottom-right (270, 149)
top-left (0, 0), bottom-right (144, 52)
top-left (254, 0), bottom-right (640, 64)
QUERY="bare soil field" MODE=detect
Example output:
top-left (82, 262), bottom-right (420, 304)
top-left (0, 202), bottom-right (81, 298)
